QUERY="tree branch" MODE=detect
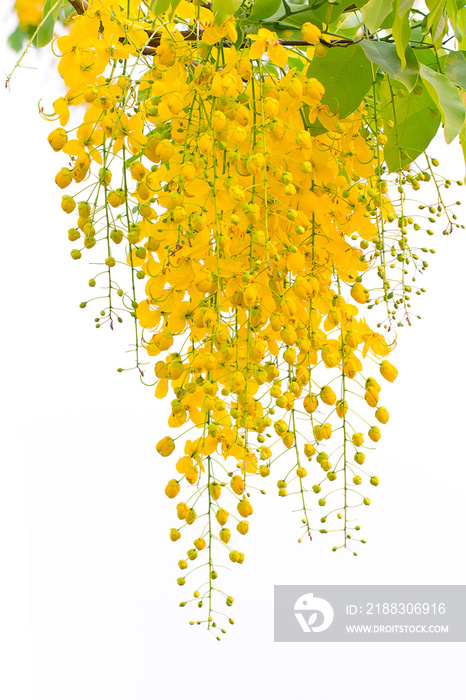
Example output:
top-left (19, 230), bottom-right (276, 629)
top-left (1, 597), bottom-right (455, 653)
top-left (65, 0), bottom-right (358, 53)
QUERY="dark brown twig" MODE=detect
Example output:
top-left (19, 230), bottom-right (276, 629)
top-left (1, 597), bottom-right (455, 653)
top-left (66, 0), bottom-right (359, 53)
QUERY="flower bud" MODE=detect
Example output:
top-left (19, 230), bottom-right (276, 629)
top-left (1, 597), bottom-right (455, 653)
top-left (237, 520), bottom-right (249, 535)
top-left (185, 508), bottom-right (197, 525)
top-left (301, 22), bottom-right (322, 45)
top-left (375, 406), bottom-right (389, 424)
top-left (61, 195), bottom-right (75, 213)
top-left (219, 528), bottom-right (231, 543)
top-left (170, 528), bottom-right (181, 542)
top-left (320, 385), bottom-right (336, 406)
top-left (176, 502), bottom-right (189, 520)
top-left (230, 475), bottom-right (245, 495)
top-left (156, 436), bottom-right (175, 456)
top-left (165, 479), bottom-right (180, 499)
top-left (380, 360), bottom-right (398, 382)
top-left (336, 400), bottom-right (348, 418)
top-left (304, 443), bottom-right (316, 458)
top-left (351, 283), bottom-right (369, 304)
top-left (209, 482), bottom-right (221, 500)
top-left (48, 128), bottom-right (68, 151)
top-left (55, 168), bottom-right (73, 189)
top-left (237, 498), bottom-right (253, 518)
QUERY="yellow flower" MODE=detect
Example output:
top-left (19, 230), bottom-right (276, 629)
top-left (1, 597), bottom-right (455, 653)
top-left (202, 15), bottom-right (238, 45)
top-left (14, 0), bottom-right (44, 29)
top-left (247, 28), bottom-right (288, 67)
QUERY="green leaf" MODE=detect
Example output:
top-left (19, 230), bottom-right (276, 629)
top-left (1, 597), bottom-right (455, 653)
top-left (307, 1), bottom-right (349, 26)
top-left (138, 87), bottom-right (151, 103)
top-left (425, 0), bottom-right (445, 31)
top-left (459, 122), bottom-right (466, 175)
top-left (277, 8), bottom-right (322, 28)
top-left (446, 0), bottom-right (461, 40)
top-left (415, 47), bottom-right (439, 70)
top-left (34, 0), bottom-right (65, 48)
top-left (263, 22), bottom-right (301, 37)
top-left (380, 9), bottom-right (396, 29)
top-left (249, 1), bottom-right (285, 24)
top-left (150, 0), bottom-right (182, 17)
top-left (305, 45), bottom-right (373, 118)
top-left (420, 63), bottom-right (466, 142)
top-left (380, 77), bottom-right (441, 171)
top-left (398, 0), bottom-right (414, 13)
top-left (279, 1), bottom-right (343, 28)
top-left (169, 0), bottom-right (183, 18)
top-left (445, 50), bottom-right (466, 89)
top-left (35, 15), bottom-right (55, 47)
top-left (45, 0), bottom-right (64, 20)
top-left (425, 0), bottom-right (448, 45)
top-left (7, 26), bottom-right (28, 52)
top-left (392, 0), bottom-right (414, 71)
top-left (248, 0), bottom-right (282, 22)
top-left (213, 0), bottom-right (243, 25)
top-left (288, 55), bottom-right (306, 71)
top-left (458, 7), bottom-right (466, 49)
top-left (360, 40), bottom-right (419, 91)
top-left (61, 2), bottom-right (75, 21)
top-left (360, 0), bottom-right (394, 33)
top-left (151, 0), bottom-right (171, 15)
top-left (304, 116), bottom-right (327, 137)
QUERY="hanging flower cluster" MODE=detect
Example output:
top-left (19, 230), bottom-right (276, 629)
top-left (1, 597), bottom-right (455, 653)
top-left (33, 0), bottom-right (462, 637)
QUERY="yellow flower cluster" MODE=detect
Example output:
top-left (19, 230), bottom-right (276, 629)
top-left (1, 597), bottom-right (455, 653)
top-left (43, 0), bottom-right (421, 634)
top-left (14, 0), bottom-right (44, 29)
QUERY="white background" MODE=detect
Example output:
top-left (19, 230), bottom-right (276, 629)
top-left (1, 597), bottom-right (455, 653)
top-left (1, 7), bottom-right (465, 699)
